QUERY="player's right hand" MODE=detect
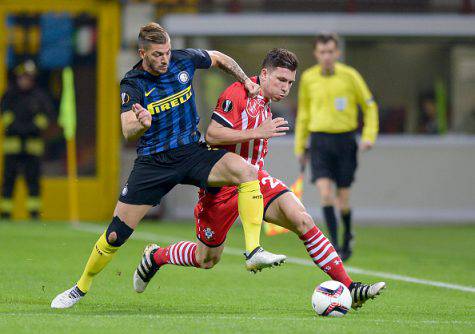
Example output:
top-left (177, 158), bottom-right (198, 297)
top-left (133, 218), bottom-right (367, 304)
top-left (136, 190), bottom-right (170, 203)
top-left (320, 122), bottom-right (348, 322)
top-left (255, 117), bottom-right (289, 139)
top-left (244, 78), bottom-right (260, 97)
top-left (297, 153), bottom-right (307, 167)
top-left (132, 103), bottom-right (152, 129)
top-left (360, 140), bottom-right (374, 152)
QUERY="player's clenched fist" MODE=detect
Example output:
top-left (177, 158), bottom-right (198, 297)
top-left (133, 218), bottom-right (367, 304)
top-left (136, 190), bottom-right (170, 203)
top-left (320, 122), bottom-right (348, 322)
top-left (132, 103), bottom-right (152, 129)
top-left (254, 117), bottom-right (289, 139)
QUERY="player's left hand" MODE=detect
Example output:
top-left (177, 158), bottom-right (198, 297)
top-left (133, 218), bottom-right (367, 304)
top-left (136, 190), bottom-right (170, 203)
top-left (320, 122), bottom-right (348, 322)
top-left (360, 140), bottom-right (374, 152)
top-left (244, 78), bottom-right (260, 97)
top-left (133, 103), bottom-right (152, 129)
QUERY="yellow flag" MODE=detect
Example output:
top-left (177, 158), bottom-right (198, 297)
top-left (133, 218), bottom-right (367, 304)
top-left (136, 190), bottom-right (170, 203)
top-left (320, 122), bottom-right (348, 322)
top-left (264, 221), bottom-right (290, 236)
top-left (290, 175), bottom-right (304, 200)
top-left (59, 67), bottom-right (76, 140)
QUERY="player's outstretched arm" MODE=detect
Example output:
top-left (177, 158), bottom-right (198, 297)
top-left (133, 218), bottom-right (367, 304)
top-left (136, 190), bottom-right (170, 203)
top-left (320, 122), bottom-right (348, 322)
top-left (207, 51), bottom-right (259, 97)
top-left (121, 103), bottom-right (152, 141)
top-left (206, 117), bottom-right (289, 146)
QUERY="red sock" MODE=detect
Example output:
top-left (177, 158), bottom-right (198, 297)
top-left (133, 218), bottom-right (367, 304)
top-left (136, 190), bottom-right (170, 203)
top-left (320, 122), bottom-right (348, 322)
top-left (300, 226), bottom-right (352, 287)
top-left (153, 241), bottom-right (200, 268)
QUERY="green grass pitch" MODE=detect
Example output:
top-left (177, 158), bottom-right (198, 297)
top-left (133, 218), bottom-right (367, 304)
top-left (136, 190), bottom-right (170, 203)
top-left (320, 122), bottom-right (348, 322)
top-left (0, 221), bottom-right (474, 333)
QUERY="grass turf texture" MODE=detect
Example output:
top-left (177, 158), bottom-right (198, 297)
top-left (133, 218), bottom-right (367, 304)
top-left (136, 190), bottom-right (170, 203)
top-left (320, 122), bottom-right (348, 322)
top-left (0, 221), bottom-right (474, 333)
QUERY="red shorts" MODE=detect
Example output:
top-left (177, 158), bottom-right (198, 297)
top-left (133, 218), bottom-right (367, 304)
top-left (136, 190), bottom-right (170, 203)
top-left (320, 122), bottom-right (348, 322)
top-left (195, 170), bottom-right (289, 247)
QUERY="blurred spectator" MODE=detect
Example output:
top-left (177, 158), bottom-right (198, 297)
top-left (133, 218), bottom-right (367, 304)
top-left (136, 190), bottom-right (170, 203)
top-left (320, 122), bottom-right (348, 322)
top-left (380, 106), bottom-right (406, 133)
top-left (418, 93), bottom-right (438, 134)
top-left (0, 60), bottom-right (54, 219)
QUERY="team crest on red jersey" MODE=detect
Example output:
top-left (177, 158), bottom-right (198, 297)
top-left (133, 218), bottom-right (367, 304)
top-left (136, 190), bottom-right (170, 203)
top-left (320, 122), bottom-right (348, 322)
top-left (246, 97), bottom-right (266, 118)
top-left (204, 227), bottom-right (215, 241)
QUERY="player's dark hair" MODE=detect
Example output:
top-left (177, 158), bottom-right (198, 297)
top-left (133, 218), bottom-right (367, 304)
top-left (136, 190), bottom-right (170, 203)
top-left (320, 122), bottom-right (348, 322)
top-left (262, 48), bottom-right (298, 72)
top-left (314, 33), bottom-right (339, 48)
top-left (138, 22), bottom-right (169, 49)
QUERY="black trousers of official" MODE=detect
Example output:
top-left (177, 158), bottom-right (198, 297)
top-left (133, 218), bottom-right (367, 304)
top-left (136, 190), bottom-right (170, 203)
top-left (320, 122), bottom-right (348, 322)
top-left (2, 154), bottom-right (41, 217)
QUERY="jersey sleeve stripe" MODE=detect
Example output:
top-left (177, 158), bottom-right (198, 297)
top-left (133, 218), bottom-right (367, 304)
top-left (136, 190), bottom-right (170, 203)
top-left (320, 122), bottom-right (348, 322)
top-left (211, 112), bottom-right (233, 128)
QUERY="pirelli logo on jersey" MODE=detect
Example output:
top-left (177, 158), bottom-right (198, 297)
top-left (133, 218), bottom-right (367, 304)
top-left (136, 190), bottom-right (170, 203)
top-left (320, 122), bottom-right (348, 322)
top-left (146, 85), bottom-right (192, 115)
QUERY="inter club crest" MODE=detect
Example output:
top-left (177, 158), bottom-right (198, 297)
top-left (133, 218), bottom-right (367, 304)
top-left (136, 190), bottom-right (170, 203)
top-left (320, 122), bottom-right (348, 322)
top-left (246, 97), bottom-right (266, 118)
top-left (178, 71), bottom-right (190, 84)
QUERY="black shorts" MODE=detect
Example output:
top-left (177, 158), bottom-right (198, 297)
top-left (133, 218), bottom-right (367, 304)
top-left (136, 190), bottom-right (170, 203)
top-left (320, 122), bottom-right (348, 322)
top-left (119, 142), bottom-right (227, 206)
top-left (309, 132), bottom-right (358, 188)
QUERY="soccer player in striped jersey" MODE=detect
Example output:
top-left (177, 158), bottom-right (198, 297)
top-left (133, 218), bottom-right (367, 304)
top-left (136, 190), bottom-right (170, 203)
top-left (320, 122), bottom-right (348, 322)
top-left (134, 48), bottom-right (385, 309)
top-left (51, 23), bottom-right (285, 309)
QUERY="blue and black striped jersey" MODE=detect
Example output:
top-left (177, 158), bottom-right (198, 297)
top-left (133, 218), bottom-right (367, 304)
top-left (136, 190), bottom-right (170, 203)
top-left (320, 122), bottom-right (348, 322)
top-left (120, 49), bottom-right (212, 155)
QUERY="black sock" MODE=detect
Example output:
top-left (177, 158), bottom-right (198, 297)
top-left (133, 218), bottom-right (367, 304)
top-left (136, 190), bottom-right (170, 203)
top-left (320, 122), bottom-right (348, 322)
top-left (341, 209), bottom-right (352, 235)
top-left (322, 205), bottom-right (338, 248)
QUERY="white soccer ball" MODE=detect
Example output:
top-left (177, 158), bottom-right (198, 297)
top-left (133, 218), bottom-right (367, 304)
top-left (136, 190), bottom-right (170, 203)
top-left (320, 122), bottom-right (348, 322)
top-left (311, 280), bottom-right (352, 317)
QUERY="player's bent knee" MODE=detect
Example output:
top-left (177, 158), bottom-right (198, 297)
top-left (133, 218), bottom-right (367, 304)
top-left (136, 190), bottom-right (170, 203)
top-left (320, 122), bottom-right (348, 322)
top-left (292, 211), bottom-right (315, 235)
top-left (237, 164), bottom-right (257, 183)
top-left (105, 216), bottom-right (134, 247)
top-left (210, 253), bottom-right (223, 267)
top-left (200, 262), bottom-right (214, 269)
top-left (301, 211), bottom-right (316, 231)
top-left (196, 250), bottom-right (219, 269)
top-left (198, 259), bottom-right (218, 269)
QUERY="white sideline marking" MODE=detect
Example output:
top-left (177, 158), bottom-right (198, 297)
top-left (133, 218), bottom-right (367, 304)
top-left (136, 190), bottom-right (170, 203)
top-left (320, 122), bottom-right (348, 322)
top-left (73, 223), bottom-right (475, 293)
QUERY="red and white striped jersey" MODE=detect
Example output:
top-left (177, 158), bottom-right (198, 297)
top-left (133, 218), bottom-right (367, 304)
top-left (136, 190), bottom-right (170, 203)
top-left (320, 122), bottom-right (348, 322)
top-left (211, 77), bottom-right (271, 170)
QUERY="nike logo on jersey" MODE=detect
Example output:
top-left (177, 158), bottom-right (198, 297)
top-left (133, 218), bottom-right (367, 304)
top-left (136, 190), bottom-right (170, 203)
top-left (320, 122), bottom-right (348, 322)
top-left (145, 87), bottom-right (156, 97)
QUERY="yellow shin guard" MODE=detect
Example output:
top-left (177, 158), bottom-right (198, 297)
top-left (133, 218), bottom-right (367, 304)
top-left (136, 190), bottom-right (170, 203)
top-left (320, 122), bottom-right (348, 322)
top-left (238, 180), bottom-right (264, 253)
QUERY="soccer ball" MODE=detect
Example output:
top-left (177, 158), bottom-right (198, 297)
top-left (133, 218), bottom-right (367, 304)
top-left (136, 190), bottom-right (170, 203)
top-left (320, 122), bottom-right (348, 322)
top-left (311, 280), bottom-right (352, 317)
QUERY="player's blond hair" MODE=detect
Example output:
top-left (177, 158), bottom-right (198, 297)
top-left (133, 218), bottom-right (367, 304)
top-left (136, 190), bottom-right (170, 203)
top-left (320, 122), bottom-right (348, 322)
top-left (138, 22), bottom-right (169, 49)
